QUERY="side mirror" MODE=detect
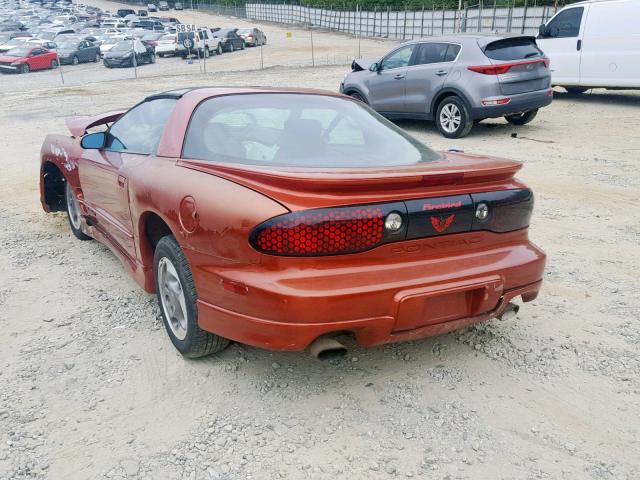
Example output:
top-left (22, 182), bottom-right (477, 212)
top-left (538, 24), bottom-right (548, 38)
top-left (81, 132), bottom-right (106, 150)
top-left (369, 62), bottom-right (379, 72)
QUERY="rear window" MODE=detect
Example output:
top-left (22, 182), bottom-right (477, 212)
top-left (182, 94), bottom-right (440, 168)
top-left (484, 37), bottom-right (543, 61)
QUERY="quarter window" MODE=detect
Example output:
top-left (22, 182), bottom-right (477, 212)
top-left (380, 45), bottom-right (415, 70)
top-left (105, 98), bottom-right (177, 155)
top-left (545, 7), bottom-right (583, 38)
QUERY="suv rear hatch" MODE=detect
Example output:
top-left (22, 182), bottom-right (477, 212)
top-left (480, 36), bottom-right (551, 95)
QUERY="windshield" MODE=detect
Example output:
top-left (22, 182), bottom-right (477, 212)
top-left (5, 47), bottom-right (31, 57)
top-left (183, 94), bottom-right (440, 168)
top-left (111, 41), bottom-right (132, 51)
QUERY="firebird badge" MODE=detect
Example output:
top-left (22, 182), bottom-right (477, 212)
top-left (431, 214), bottom-right (455, 233)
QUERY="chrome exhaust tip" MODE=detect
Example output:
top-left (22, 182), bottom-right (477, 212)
top-left (308, 337), bottom-right (347, 361)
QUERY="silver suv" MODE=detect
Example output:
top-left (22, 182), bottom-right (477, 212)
top-left (340, 34), bottom-right (553, 138)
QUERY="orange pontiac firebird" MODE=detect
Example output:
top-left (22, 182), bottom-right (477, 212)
top-left (40, 87), bottom-right (545, 358)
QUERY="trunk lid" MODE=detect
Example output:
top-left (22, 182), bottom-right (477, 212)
top-left (482, 36), bottom-right (551, 95)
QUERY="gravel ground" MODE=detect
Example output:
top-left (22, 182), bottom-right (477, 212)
top-left (1, 6), bottom-right (639, 480)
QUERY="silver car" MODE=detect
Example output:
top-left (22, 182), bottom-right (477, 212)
top-left (340, 34), bottom-right (553, 138)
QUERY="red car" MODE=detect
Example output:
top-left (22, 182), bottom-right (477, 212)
top-left (39, 88), bottom-right (545, 359)
top-left (0, 46), bottom-right (59, 74)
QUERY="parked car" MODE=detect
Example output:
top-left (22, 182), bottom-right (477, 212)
top-left (340, 34), bottom-right (553, 138)
top-left (39, 87), bottom-right (545, 358)
top-left (99, 35), bottom-right (127, 56)
top-left (116, 8), bottom-right (135, 18)
top-left (158, 1), bottom-right (169, 11)
top-left (0, 45), bottom-right (58, 73)
top-left (138, 10), bottom-right (148, 17)
top-left (131, 19), bottom-right (164, 31)
top-left (55, 38), bottom-right (100, 64)
top-left (177, 28), bottom-right (222, 58)
top-left (103, 38), bottom-right (155, 67)
top-left (0, 36), bottom-right (28, 54)
top-left (155, 33), bottom-right (176, 57)
top-left (237, 27), bottom-right (266, 47)
top-left (140, 31), bottom-right (164, 48)
top-left (147, 3), bottom-right (158, 12)
top-left (174, 2), bottom-right (183, 10)
top-left (213, 28), bottom-right (245, 52)
top-left (537, 0), bottom-right (640, 92)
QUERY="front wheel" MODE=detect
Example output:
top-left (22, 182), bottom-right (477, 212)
top-left (72, 55), bottom-right (79, 65)
top-left (65, 181), bottom-right (91, 241)
top-left (435, 96), bottom-right (473, 139)
top-left (149, 53), bottom-right (156, 64)
top-left (240, 42), bottom-right (245, 50)
top-left (203, 47), bottom-right (210, 58)
top-left (505, 109), bottom-right (538, 125)
top-left (228, 43), bottom-right (234, 53)
top-left (21, 63), bottom-right (30, 74)
top-left (93, 53), bottom-right (100, 63)
top-left (154, 236), bottom-right (230, 358)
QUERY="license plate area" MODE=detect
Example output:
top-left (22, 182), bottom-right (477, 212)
top-left (393, 276), bottom-right (503, 332)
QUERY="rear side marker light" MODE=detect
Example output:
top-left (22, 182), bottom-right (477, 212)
top-left (482, 98), bottom-right (511, 106)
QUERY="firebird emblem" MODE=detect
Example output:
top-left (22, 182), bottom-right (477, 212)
top-left (431, 214), bottom-right (455, 233)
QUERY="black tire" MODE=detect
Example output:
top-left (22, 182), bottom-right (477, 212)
top-left (348, 91), bottom-right (367, 104)
top-left (72, 55), bottom-right (79, 65)
top-left (203, 47), bottom-right (210, 58)
top-left (50, 60), bottom-right (58, 69)
top-left (93, 53), bottom-right (100, 63)
top-left (565, 86), bottom-right (588, 94)
top-left (21, 63), bottom-right (30, 74)
top-left (240, 42), bottom-right (245, 50)
top-left (149, 53), bottom-right (156, 64)
top-left (154, 236), bottom-right (230, 358)
top-left (435, 96), bottom-right (473, 139)
top-left (65, 181), bottom-right (91, 241)
top-left (505, 109), bottom-right (538, 126)
top-left (216, 44), bottom-right (222, 55)
top-left (228, 43), bottom-right (234, 53)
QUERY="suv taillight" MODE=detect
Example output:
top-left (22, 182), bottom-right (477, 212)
top-left (468, 58), bottom-right (549, 75)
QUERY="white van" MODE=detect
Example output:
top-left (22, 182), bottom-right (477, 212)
top-left (537, 0), bottom-right (640, 93)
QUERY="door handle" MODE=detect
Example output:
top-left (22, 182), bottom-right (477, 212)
top-left (435, 70), bottom-right (448, 76)
top-left (117, 175), bottom-right (126, 187)
top-left (577, 39), bottom-right (582, 51)
top-left (393, 74), bottom-right (405, 79)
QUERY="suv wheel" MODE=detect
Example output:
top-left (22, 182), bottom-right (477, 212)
top-left (154, 236), bottom-right (230, 358)
top-left (505, 109), bottom-right (538, 126)
top-left (435, 96), bottom-right (473, 138)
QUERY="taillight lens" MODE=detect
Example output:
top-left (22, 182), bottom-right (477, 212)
top-left (468, 58), bottom-right (549, 75)
top-left (251, 203), bottom-right (406, 256)
top-left (250, 190), bottom-right (534, 257)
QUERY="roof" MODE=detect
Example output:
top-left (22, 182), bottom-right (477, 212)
top-left (147, 87), bottom-right (345, 102)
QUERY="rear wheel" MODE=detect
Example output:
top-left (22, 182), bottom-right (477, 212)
top-left (154, 236), bottom-right (230, 358)
top-left (72, 55), bottom-right (79, 65)
top-left (50, 60), bottom-right (58, 69)
top-left (565, 86), bottom-right (588, 94)
top-left (240, 42), bottom-right (245, 50)
top-left (505, 109), bottom-right (538, 125)
top-left (228, 43), bottom-right (234, 53)
top-left (149, 53), bottom-right (156, 64)
top-left (435, 96), bottom-right (473, 139)
top-left (93, 53), bottom-right (100, 62)
top-left (203, 47), bottom-right (210, 58)
top-left (216, 44), bottom-right (222, 55)
top-left (65, 182), bottom-right (91, 241)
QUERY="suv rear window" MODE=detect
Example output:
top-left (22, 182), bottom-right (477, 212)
top-left (182, 94), bottom-right (440, 168)
top-left (484, 37), bottom-right (543, 61)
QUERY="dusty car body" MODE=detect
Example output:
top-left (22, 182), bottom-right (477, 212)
top-left (39, 87), bottom-right (545, 358)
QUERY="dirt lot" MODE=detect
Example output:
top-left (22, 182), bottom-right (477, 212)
top-left (1, 4), bottom-right (640, 480)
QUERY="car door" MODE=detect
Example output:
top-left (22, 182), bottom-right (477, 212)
top-left (30, 48), bottom-right (47, 69)
top-left (537, 5), bottom-right (587, 85)
top-left (77, 41), bottom-right (88, 61)
top-left (364, 44), bottom-right (416, 114)
top-left (78, 98), bottom-right (178, 260)
top-left (404, 42), bottom-right (459, 116)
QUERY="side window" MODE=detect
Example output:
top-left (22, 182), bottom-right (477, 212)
top-left (105, 98), bottom-right (177, 155)
top-left (444, 44), bottom-right (461, 62)
top-left (32, 49), bottom-right (44, 55)
top-left (411, 43), bottom-right (449, 66)
top-left (380, 45), bottom-right (415, 71)
top-left (546, 7), bottom-right (584, 38)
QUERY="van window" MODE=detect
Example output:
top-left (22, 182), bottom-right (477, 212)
top-left (545, 7), bottom-right (583, 38)
top-left (484, 37), bottom-right (543, 61)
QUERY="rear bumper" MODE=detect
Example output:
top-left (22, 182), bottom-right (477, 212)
top-left (193, 230), bottom-right (546, 351)
top-left (471, 89), bottom-right (553, 119)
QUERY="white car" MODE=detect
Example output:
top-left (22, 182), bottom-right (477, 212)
top-left (155, 33), bottom-right (177, 57)
top-left (99, 35), bottom-right (128, 55)
top-left (538, 0), bottom-right (640, 92)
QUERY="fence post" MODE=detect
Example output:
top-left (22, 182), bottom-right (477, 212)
top-left (441, 2), bottom-right (445, 35)
top-left (478, 0), bottom-right (482, 32)
top-left (521, 0), bottom-right (528, 34)
top-left (402, 7), bottom-right (407, 40)
top-left (491, 0), bottom-right (497, 32)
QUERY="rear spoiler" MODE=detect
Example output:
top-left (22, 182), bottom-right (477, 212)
top-left (477, 35), bottom-right (537, 50)
top-left (65, 110), bottom-right (125, 138)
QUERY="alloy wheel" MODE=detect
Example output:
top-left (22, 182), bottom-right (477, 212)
top-left (439, 103), bottom-right (462, 134)
top-left (157, 257), bottom-right (188, 341)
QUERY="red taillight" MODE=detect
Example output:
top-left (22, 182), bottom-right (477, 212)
top-left (468, 58), bottom-right (549, 75)
top-left (252, 206), bottom-right (386, 256)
